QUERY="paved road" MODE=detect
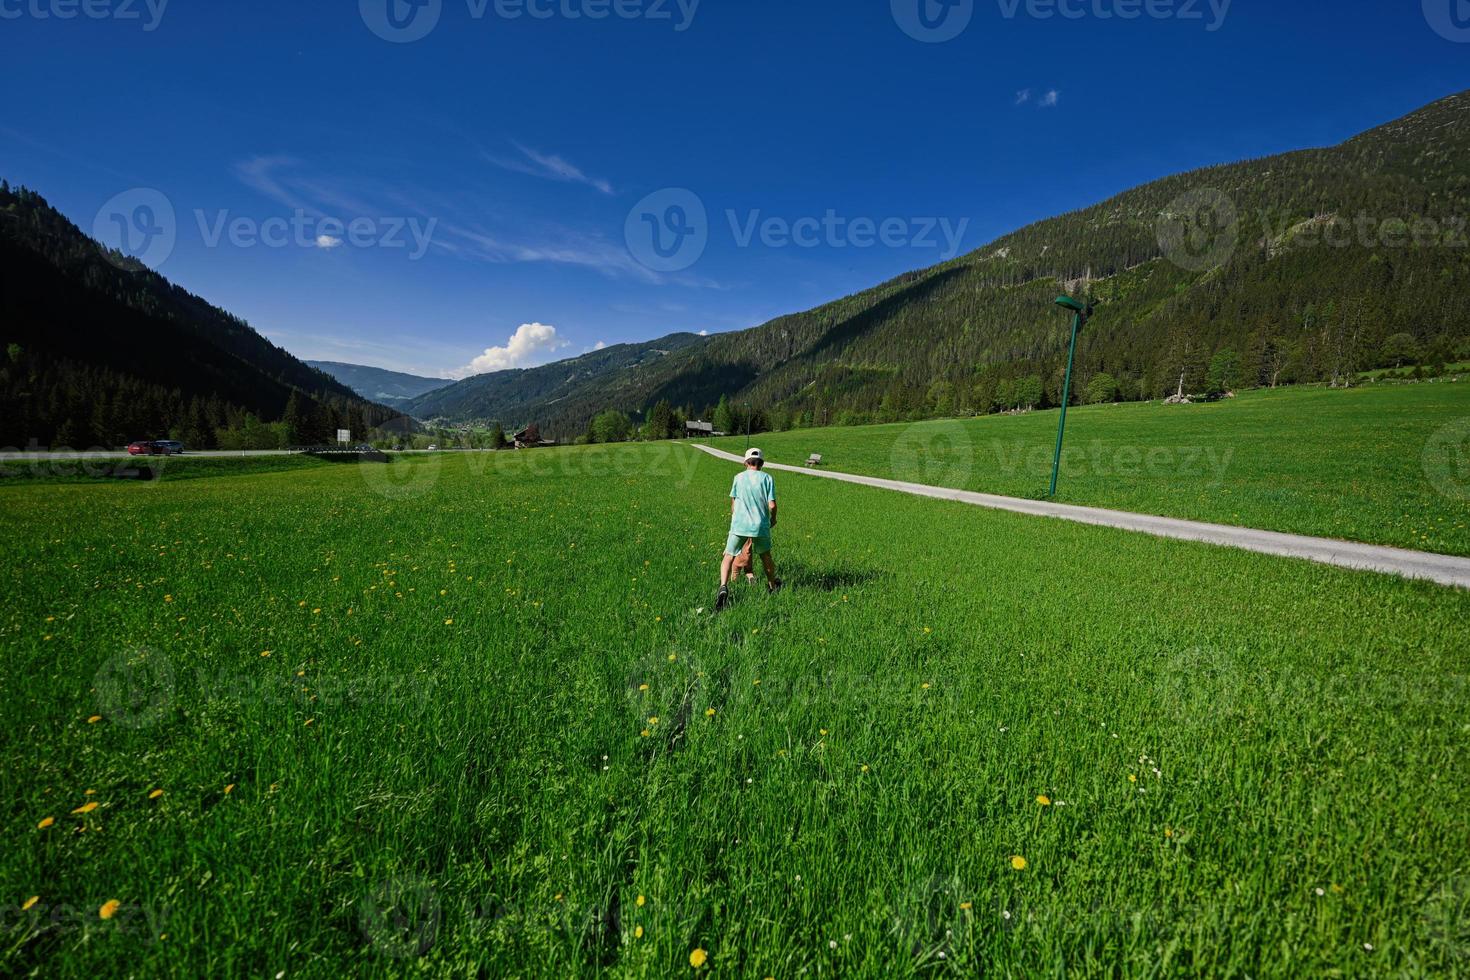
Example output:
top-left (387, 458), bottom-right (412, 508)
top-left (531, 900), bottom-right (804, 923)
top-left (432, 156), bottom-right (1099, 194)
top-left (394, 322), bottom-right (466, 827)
top-left (691, 444), bottom-right (1470, 590)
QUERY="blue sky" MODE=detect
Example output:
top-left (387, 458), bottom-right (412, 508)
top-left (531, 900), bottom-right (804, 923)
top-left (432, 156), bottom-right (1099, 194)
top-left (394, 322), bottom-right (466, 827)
top-left (2, 0), bottom-right (1467, 378)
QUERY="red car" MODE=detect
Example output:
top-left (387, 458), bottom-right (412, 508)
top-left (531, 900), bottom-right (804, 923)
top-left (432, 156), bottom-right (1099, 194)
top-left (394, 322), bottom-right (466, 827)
top-left (127, 441), bottom-right (168, 456)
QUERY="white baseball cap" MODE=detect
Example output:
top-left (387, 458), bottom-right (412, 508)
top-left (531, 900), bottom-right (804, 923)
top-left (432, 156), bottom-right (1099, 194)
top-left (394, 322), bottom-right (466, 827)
top-left (744, 447), bottom-right (763, 462)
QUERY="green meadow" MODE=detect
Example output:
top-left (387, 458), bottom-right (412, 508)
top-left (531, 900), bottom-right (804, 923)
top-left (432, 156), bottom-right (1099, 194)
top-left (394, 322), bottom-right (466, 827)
top-left (709, 382), bottom-right (1470, 557)
top-left (3, 444), bottom-right (1469, 977)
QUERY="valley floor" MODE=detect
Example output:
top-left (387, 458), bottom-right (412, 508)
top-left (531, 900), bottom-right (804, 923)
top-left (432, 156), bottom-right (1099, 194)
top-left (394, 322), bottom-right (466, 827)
top-left (3, 445), bottom-right (1467, 976)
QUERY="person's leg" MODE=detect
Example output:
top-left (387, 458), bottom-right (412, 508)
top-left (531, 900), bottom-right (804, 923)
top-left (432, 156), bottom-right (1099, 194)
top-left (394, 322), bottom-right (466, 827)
top-left (760, 550), bottom-right (778, 587)
top-left (720, 552), bottom-right (736, 588)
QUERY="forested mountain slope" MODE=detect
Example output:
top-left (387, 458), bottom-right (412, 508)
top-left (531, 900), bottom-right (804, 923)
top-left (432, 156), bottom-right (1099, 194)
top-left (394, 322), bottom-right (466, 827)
top-left (412, 89), bottom-right (1470, 437)
top-left (0, 183), bottom-right (397, 448)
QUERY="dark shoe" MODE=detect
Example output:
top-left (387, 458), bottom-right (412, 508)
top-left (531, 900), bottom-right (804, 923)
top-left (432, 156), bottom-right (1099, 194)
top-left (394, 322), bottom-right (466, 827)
top-left (715, 586), bottom-right (731, 612)
top-left (767, 579), bottom-right (783, 595)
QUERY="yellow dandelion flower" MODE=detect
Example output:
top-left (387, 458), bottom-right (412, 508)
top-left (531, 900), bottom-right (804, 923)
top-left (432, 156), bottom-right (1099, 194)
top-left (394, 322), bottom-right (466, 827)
top-left (1164, 827), bottom-right (1174, 838)
top-left (639, 683), bottom-right (649, 691)
top-left (960, 901), bottom-right (972, 910)
top-left (224, 783), bottom-right (235, 794)
top-left (635, 925), bottom-right (645, 938)
top-left (37, 816), bottom-right (55, 829)
top-left (71, 802), bottom-right (98, 814)
top-left (554, 892), bottom-right (563, 901)
top-left (260, 651), bottom-right (271, 657)
top-left (636, 894), bottom-right (646, 907)
top-left (149, 789), bottom-right (164, 799)
top-left (164, 595), bottom-right (173, 603)
top-left (819, 728), bottom-right (829, 736)
top-left (304, 718), bottom-right (314, 727)
top-left (87, 715), bottom-right (101, 724)
top-left (444, 619), bottom-right (454, 625)
top-left (1036, 795), bottom-right (1051, 806)
top-left (311, 608), bottom-right (321, 615)
top-left (22, 896), bottom-right (39, 911)
top-left (690, 948), bottom-right (708, 968)
top-left (705, 708), bottom-right (716, 717)
top-left (1128, 774), bottom-right (1137, 784)
top-left (648, 716), bottom-right (659, 725)
top-left (641, 729), bottom-right (651, 738)
top-left (860, 764), bottom-right (870, 773)
top-left (99, 899), bottom-right (121, 919)
top-left (668, 654), bottom-right (677, 662)
top-left (1010, 855), bottom-right (1028, 871)
top-left (921, 682), bottom-right (931, 690)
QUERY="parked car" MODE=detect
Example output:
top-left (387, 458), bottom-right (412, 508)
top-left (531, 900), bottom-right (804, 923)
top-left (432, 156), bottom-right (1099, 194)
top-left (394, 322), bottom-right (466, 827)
top-left (127, 440), bottom-right (165, 456)
top-left (155, 440), bottom-right (185, 455)
top-left (426, 445), bottom-right (438, 451)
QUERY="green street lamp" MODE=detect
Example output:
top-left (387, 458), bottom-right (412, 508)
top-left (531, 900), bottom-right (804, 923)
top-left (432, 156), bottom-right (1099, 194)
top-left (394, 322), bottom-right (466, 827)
top-left (1049, 295), bottom-right (1095, 498)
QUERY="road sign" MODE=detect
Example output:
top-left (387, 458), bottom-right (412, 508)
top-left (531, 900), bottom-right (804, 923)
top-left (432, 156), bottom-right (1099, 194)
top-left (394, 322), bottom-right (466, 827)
top-left (337, 429), bottom-right (351, 445)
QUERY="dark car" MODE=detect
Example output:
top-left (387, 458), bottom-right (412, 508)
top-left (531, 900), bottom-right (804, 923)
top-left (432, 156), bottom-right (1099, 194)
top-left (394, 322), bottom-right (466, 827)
top-left (127, 440), bottom-right (164, 456)
top-left (156, 440), bottom-right (185, 455)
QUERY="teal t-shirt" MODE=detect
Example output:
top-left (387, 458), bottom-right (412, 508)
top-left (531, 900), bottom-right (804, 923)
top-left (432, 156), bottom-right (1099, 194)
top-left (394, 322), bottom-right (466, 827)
top-left (729, 469), bottom-right (776, 537)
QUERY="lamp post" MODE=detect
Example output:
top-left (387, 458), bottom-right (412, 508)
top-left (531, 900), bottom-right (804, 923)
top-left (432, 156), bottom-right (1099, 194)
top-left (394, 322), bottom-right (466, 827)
top-left (1049, 296), bottom-right (1093, 498)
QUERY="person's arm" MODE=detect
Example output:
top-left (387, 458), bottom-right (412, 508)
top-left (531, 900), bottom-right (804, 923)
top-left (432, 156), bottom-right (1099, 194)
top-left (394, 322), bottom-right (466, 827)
top-left (767, 476), bottom-right (777, 527)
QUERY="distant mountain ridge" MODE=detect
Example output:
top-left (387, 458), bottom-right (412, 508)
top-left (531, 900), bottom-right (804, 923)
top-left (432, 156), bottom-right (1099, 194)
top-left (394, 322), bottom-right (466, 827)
top-left (307, 361), bottom-right (452, 403)
top-left (407, 89), bottom-right (1470, 437)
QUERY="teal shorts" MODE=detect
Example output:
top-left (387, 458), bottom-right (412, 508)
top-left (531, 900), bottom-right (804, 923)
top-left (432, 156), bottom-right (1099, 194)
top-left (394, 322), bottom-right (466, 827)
top-left (725, 532), bottom-right (772, 557)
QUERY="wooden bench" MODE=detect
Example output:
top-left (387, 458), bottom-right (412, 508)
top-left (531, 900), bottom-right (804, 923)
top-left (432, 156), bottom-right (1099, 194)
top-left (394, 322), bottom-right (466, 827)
top-left (804, 454), bottom-right (823, 467)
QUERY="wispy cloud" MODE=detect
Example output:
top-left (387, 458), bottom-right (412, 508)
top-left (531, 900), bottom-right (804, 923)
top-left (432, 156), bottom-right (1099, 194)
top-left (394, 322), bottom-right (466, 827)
top-left (447, 322), bottom-right (570, 379)
top-left (1015, 89), bottom-right (1032, 105)
top-left (1039, 90), bottom-right (1060, 108)
top-left (484, 142), bottom-right (613, 195)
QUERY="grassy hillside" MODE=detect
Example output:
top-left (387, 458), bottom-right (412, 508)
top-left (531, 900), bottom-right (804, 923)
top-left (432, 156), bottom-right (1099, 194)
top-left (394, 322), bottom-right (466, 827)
top-left (413, 90), bottom-right (1470, 438)
top-left (4, 446), bottom-right (1467, 975)
top-left (709, 380), bottom-right (1470, 557)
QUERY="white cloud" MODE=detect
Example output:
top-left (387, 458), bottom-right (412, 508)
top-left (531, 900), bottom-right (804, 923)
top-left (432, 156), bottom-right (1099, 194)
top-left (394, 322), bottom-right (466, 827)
top-left (447, 323), bottom-right (570, 379)
top-left (315, 234), bottom-right (343, 249)
top-left (592, 340), bottom-right (607, 351)
top-left (1015, 89), bottom-right (1032, 105)
top-left (1040, 90), bottom-right (1060, 108)
top-left (485, 142), bottom-right (613, 195)
top-left (698, 330), bottom-right (709, 336)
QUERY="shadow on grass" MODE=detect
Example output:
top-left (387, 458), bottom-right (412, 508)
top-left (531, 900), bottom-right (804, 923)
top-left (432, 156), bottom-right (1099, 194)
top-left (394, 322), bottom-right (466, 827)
top-left (773, 560), bottom-right (883, 593)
